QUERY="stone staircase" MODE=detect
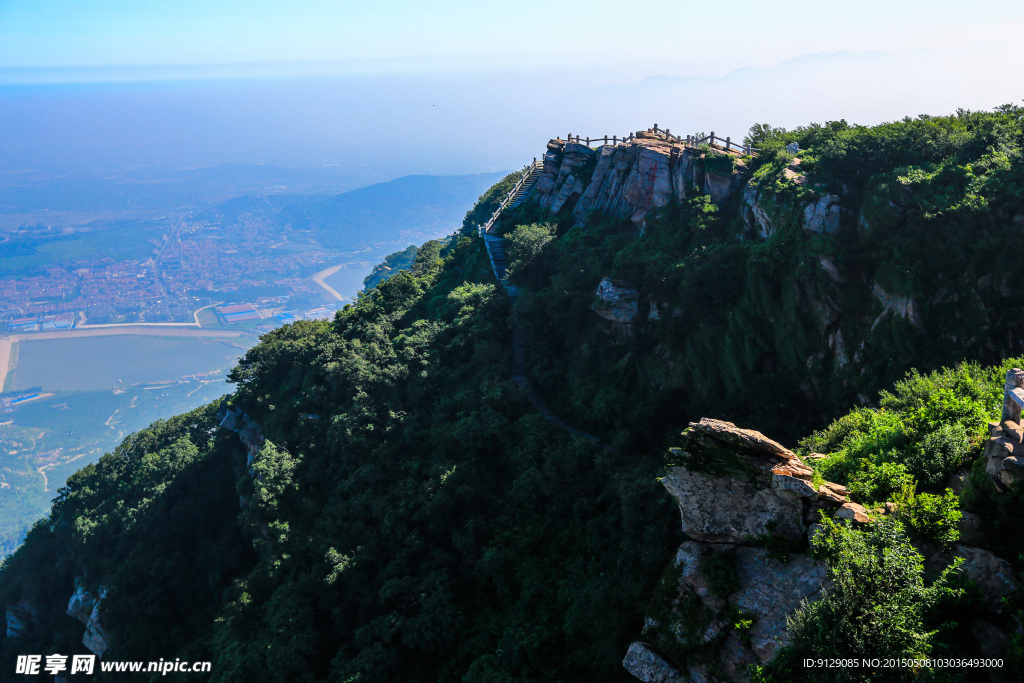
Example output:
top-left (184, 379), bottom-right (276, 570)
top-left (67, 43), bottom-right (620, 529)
top-left (481, 160), bottom-right (543, 294)
top-left (478, 158), bottom-right (611, 452)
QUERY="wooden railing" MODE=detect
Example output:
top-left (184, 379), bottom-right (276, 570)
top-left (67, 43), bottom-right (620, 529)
top-left (475, 123), bottom-right (756, 239)
top-left (564, 124), bottom-right (759, 155)
top-left (478, 159), bottom-right (545, 236)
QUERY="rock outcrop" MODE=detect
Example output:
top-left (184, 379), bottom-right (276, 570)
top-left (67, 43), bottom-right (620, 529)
top-left (66, 577), bottom-right (97, 624)
top-left (532, 132), bottom-right (750, 230)
top-left (925, 545), bottom-right (1020, 613)
top-left (220, 406), bottom-right (264, 470)
top-left (660, 418), bottom-right (847, 544)
top-left (66, 582), bottom-right (110, 657)
top-left (592, 277), bottom-right (640, 325)
top-left (871, 283), bottom-right (926, 335)
top-left (802, 193), bottom-right (842, 234)
top-left (983, 418), bottom-right (1024, 490)
top-left (627, 417), bottom-right (1024, 682)
top-left (622, 642), bottom-right (686, 683)
top-left (626, 419), bottom-right (851, 682)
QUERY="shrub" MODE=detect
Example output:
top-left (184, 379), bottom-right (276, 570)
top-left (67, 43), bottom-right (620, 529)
top-left (907, 424), bottom-right (970, 490)
top-left (787, 516), bottom-right (961, 678)
top-left (892, 485), bottom-right (961, 550)
top-left (848, 462), bottom-right (914, 504)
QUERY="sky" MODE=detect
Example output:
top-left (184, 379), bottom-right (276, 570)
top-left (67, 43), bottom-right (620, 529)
top-left (1, 0), bottom-right (1023, 79)
top-left (0, 0), bottom-right (1023, 199)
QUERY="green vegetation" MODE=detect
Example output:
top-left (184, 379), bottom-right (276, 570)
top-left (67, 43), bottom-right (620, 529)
top-left (362, 244), bottom-right (417, 290)
top-left (4, 107), bottom-right (1024, 680)
top-left (0, 233), bottom-right (677, 681)
top-left (799, 360), bottom-right (1010, 507)
top-left (781, 517), bottom-right (962, 681)
top-left (0, 381), bottom-right (233, 557)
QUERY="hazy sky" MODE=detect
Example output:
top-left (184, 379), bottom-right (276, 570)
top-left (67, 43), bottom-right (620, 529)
top-left (1, 0), bottom-right (1022, 79)
top-left (1, 1), bottom-right (1022, 189)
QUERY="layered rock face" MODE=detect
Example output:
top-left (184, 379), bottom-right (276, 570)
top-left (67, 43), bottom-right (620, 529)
top-left (625, 419), bottom-right (850, 683)
top-left (660, 418), bottom-right (848, 545)
top-left (530, 132), bottom-right (859, 242)
top-left (626, 418), bottom-right (1023, 683)
top-left (532, 133), bottom-right (749, 229)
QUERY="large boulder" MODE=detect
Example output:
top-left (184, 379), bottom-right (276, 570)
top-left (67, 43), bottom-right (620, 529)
top-left (926, 545), bottom-right (1020, 613)
top-left (622, 642), bottom-right (686, 683)
top-left (660, 418), bottom-right (844, 544)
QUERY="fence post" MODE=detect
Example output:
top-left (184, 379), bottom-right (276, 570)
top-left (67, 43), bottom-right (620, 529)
top-left (653, 123), bottom-right (658, 133)
top-left (725, 136), bottom-right (730, 150)
top-left (710, 131), bottom-right (715, 146)
top-left (603, 135), bottom-right (608, 145)
top-left (586, 137), bottom-right (590, 145)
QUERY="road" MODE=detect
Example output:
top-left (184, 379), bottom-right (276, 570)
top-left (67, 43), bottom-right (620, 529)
top-left (312, 264), bottom-right (347, 301)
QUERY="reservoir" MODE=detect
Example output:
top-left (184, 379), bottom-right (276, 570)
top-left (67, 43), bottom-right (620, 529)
top-left (7, 333), bottom-right (254, 392)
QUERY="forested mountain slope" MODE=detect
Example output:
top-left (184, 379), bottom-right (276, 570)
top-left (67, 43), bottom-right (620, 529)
top-left (2, 107), bottom-right (1024, 682)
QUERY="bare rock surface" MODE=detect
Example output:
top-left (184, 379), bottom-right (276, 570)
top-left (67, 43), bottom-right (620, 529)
top-left (983, 419), bottom-right (1024, 490)
top-left (530, 134), bottom-right (749, 229)
top-left (871, 283), bottom-right (926, 335)
top-left (659, 419), bottom-right (838, 544)
top-left (803, 193), bottom-right (842, 233)
top-left (622, 642), bottom-right (686, 683)
top-left (926, 545), bottom-right (1020, 613)
top-left (66, 577), bottom-right (97, 625)
top-left (81, 587), bottom-right (110, 657)
top-left (626, 419), bottom-right (853, 682)
top-left (834, 502), bottom-right (870, 524)
top-left (592, 277), bottom-right (640, 324)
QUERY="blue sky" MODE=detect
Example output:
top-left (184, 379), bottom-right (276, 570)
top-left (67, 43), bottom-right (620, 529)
top-left (2, 0), bottom-right (1022, 79)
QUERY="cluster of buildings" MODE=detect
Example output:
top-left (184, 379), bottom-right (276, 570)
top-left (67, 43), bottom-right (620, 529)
top-left (0, 214), bottom-right (346, 335)
top-left (215, 304), bottom-right (261, 324)
top-left (215, 302), bottom-right (339, 326)
top-left (7, 313), bottom-right (75, 333)
top-left (1, 259), bottom-right (196, 329)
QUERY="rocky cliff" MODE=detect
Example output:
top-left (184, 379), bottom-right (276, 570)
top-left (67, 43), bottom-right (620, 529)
top-left (623, 418), bottom-right (1023, 683)
top-left (532, 132), bottom-right (752, 231)
top-left (503, 120), bottom-right (1024, 438)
